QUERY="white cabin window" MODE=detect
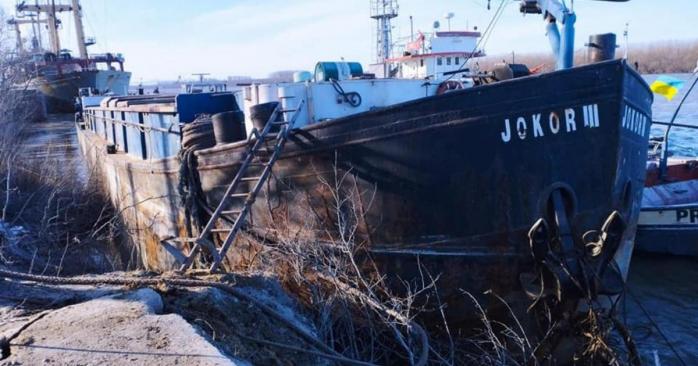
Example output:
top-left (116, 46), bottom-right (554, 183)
top-left (446, 57), bottom-right (452, 65)
top-left (455, 57), bottom-right (460, 65)
top-left (437, 57), bottom-right (443, 66)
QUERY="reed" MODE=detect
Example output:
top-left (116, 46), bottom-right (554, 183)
top-left (478, 39), bottom-right (698, 74)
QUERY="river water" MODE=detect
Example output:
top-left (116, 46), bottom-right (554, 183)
top-left (625, 73), bottom-right (698, 366)
top-left (22, 74), bottom-right (698, 365)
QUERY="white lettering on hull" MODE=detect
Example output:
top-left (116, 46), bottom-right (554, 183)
top-left (549, 112), bottom-right (560, 134)
top-left (532, 114), bottom-right (544, 138)
top-left (583, 104), bottom-right (599, 128)
top-left (517, 117), bottom-right (527, 140)
top-left (621, 105), bottom-right (649, 138)
top-left (500, 104), bottom-right (599, 144)
top-left (565, 108), bottom-right (576, 132)
top-left (501, 119), bottom-right (511, 142)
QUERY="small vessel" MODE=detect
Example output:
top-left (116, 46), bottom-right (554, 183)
top-left (76, 0), bottom-right (651, 331)
top-left (8, 0), bottom-right (131, 113)
top-left (638, 71), bottom-right (698, 256)
top-left (638, 177), bottom-right (698, 257)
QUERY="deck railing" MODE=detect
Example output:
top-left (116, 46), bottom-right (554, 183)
top-left (81, 108), bottom-right (182, 160)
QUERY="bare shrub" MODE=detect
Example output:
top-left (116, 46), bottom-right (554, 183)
top-left (223, 157), bottom-right (432, 365)
top-left (221, 155), bottom-right (642, 365)
top-left (0, 10), bottom-right (124, 275)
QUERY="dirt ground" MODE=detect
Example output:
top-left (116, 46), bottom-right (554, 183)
top-left (0, 270), bottom-right (324, 366)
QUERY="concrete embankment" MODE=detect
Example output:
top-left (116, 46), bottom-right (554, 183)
top-left (1, 287), bottom-right (238, 365)
top-left (0, 270), bottom-right (324, 365)
top-left (0, 116), bottom-right (324, 365)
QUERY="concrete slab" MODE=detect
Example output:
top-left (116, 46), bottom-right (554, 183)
top-left (2, 288), bottom-right (242, 366)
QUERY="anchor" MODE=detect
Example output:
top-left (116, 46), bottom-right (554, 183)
top-left (520, 188), bottom-right (627, 306)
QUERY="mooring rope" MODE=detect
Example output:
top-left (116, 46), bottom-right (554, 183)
top-left (0, 268), bottom-right (371, 366)
top-left (178, 115), bottom-right (216, 238)
top-left (627, 288), bottom-right (688, 366)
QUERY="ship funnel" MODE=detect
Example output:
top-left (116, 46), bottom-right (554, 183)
top-left (586, 33), bottom-right (617, 63)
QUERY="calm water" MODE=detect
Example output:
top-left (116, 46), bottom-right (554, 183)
top-left (625, 74), bottom-right (698, 365)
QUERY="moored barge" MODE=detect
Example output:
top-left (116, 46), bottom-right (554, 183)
top-left (77, 58), bottom-right (652, 327)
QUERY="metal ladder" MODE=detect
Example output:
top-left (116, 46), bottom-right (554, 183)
top-left (179, 101), bottom-right (304, 272)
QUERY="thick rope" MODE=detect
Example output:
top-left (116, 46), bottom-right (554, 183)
top-left (0, 268), bottom-right (366, 365)
top-left (178, 115), bottom-right (216, 239)
top-left (612, 317), bottom-right (641, 366)
top-left (627, 288), bottom-right (687, 366)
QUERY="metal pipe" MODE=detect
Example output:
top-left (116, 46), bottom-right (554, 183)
top-left (546, 19), bottom-right (561, 63)
top-left (658, 72), bottom-right (698, 180)
top-left (86, 112), bottom-right (181, 135)
top-left (558, 11), bottom-right (575, 69)
top-left (652, 120), bottom-right (698, 130)
top-left (409, 15), bottom-right (414, 41)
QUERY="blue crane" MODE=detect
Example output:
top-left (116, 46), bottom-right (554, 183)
top-left (520, 0), bottom-right (629, 70)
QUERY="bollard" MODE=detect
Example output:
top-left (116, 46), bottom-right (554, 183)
top-left (212, 111), bottom-right (246, 145)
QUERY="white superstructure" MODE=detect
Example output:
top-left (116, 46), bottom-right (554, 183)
top-left (380, 31), bottom-right (483, 80)
top-left (366, 0), bottom-right (484, 82)
top-left (243, 77), bottom-right (440, 133)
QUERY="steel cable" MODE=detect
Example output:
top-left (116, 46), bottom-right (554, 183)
top-left (0, 268), bottom-right (370, 365)
top-left (440, 0), bottom-right (510, 83)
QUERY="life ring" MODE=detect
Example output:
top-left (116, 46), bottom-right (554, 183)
top-left (436, 80), bottom-right (464, 95)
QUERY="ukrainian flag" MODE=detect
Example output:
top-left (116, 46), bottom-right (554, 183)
top-left (650, 75), bottom-right (685, 101)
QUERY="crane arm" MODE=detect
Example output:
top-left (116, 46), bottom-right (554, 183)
top-left (520, 0), bottom-right (575, 70)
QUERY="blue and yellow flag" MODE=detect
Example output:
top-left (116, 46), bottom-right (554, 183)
top-left (650, 75), bottom-right (685, 101)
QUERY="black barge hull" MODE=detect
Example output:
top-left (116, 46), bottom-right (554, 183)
top-left (76, 60), bottom-right (652, 328)
top-left (195, 60), bottom-right (652, 321)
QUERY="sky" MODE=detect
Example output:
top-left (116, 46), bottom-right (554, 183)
top-left (1, 0), bottom-right (697, 83)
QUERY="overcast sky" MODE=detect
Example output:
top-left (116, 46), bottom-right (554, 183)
top-left (1, 0), bottom-right (696, 82)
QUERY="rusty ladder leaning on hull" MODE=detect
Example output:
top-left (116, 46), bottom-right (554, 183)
top-left (176, 101), bottom-right (304, 272)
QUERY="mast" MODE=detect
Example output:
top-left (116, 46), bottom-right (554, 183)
top-left (16, 1), bottom-right (73, 54)
top-left (71, 0), bottom-right (88, 59)
top-left (7, 20), bottom-right (24, 54)
top-left (34, 3), bottom-right (44, 51)
top-left (370, 0), bottom-right (398, 76)
top-left (192, 73), bottom-right (210, 83)
top-left (7, 17), bottom-right (50, 54)
top-left (46, 1), bottom-right (61, 53)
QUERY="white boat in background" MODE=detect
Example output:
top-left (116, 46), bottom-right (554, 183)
top-left (638, 172), bottom-right (698, 257)
top-left (638, 69), bottom-right (698, 257)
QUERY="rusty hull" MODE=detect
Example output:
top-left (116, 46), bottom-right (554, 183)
top-left (76, 128), bottom-right (188, 270)
top-left (76, 60), bottom-right (652, 328)
top-left (194, 60), bottom-right (652, 324)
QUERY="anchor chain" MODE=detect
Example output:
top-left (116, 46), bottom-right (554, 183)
top-left (519, 187), bottom-right (637, 364)
top-left (521, 190), bottom-right (626, 305)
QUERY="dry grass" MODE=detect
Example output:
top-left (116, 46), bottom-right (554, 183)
top-left (211, 156), bottom-right (641, 365)
top-left (0, 14), bottom-right (125, 275)
top-left (0, 137), bottom-right (126, 275)
top-left (236, 159), bottom-right (433, 365)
